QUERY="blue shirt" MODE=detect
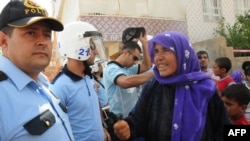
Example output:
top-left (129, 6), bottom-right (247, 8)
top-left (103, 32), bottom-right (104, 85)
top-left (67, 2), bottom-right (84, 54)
top-left (49, 66), bottom-right (104, 141)
top-left (0, 56), bottom-right (74, 141)
top-left (93, 77), bottom-right (108, 107)
top-left (103, 61), bottom-right (139, 117)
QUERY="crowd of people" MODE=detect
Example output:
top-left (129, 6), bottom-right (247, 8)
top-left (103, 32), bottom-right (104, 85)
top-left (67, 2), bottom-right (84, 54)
top-left (1, 1), bottom-right (250, 141)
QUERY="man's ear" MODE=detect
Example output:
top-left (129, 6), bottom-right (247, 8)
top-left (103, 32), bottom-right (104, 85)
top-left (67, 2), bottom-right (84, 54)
top-left (0, 31), bottom-right (8, 50)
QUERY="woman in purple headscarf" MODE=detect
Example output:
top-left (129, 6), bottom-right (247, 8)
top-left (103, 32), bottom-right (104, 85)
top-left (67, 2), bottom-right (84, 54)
top-left (113, 31), bottom-right (230, 141)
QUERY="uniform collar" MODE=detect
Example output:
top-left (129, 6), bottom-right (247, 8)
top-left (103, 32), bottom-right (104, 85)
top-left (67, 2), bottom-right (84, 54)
top-left (62, 65), bottom-right (83, 82)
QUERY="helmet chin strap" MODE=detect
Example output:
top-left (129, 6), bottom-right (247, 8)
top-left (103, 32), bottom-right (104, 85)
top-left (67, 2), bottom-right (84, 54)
top-left (82, 61), bottom-right (92, 78)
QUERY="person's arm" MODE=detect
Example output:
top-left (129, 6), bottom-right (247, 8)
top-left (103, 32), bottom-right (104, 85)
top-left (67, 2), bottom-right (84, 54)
top-left (114, 79), bottom-right (155, 140)
top-left (138, 31), bottom-right (152, 73)
top-left (98, 102), bottom-right (111, 141)
top-left (116, 71), bottom-right (154, 89)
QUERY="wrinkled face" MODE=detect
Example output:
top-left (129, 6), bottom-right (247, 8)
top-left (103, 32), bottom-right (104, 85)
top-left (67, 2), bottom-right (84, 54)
top-left (0, 21), bottom-right (52, 78)
top-left (221, 96), bottom-right (246, 121)
top-left (153, 43), bottom-right (177, 77)
top-left (198, 53), bottom-right (209, 69)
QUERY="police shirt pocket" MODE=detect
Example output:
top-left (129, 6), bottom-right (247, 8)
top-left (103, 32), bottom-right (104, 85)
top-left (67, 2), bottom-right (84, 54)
top-left (23, 109), bottom-right (55, 135)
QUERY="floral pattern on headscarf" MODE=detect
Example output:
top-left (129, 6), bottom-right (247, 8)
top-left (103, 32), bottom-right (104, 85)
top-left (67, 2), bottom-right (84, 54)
top-left (148, 31), bottom-right (216, 141)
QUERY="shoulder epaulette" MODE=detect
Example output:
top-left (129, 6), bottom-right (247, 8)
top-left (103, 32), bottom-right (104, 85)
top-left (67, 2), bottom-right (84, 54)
top-left (0, 71), bottom-right (8, 81)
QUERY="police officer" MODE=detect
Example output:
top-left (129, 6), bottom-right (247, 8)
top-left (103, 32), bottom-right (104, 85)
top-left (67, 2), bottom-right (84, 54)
top-left (50, 21), bottom-right (110, 141)
top-left (0, 1), bottom-right (74, 141)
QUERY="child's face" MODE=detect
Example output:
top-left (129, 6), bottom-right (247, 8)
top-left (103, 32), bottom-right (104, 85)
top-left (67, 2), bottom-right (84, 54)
top-left (212, 63), bottom-right (220, 76)
top-left (247, 75), bottom-right (250, 82)
top-left (212, 62), bottom-right (226, 78)
top-left (221, 96), bottom-right (246, 121)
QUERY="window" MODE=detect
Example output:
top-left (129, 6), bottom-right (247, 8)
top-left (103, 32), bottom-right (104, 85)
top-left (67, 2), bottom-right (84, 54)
top-left (235, 0), bottom-right (250, 16)
top-left (203, 0), bottom-right (222, 22)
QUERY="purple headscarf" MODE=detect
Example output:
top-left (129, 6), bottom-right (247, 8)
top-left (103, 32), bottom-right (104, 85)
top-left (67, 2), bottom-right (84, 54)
top-left (231, 69), bottom-right (243, 84)
top-left (148, 31), bottom-right (216, 141)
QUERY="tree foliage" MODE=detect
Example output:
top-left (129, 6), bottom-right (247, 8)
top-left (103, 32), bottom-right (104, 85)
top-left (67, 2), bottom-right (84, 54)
top-left (213, 12), bottom-right (250, 49)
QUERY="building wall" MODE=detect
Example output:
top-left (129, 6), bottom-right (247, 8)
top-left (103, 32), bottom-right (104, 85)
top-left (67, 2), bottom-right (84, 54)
top-left (44, 0), bottom-right (243, 79)
top-left (193, 36), bottom-right (250, 72)
top-left (58, 0), bottom-right (188, 42)
top-left (58, 0), bottom-right (238, 44)
top-left (55, 0), bottom-right (241, 60)
top-left (79, 16), bottom-right (188, 42)
top-left (78, 0), bottom-right (187, 20)
top-left (59, 0), bottom-right (80, 25)
top-left (187, 0), bottom-right (237, 43)
top-left (79, 16), bottom-right (188, 59)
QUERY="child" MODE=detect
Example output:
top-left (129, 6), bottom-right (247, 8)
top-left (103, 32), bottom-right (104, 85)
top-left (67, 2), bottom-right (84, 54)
top-left (221, 84), bottom-right (250, 125)
top-left (213, 57), bottom-right (235, 94)
top-left (242, 61), bottom-right (250, 86)
top-left (242, 61), bottom-right (250, 120)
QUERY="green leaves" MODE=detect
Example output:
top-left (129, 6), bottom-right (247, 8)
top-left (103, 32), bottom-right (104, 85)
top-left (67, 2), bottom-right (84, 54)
top-left (213, 12), bottom-right (250, 50)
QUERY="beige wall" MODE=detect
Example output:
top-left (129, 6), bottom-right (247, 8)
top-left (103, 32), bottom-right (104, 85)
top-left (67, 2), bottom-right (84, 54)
top-left (59, 0), bottom-right (81, 25)
top-left (47, 0), bottom-right (244, 79)
top-left (57, 0), bottom-right (239, 44)
top-left (193, 36), bottom-right (250, 73)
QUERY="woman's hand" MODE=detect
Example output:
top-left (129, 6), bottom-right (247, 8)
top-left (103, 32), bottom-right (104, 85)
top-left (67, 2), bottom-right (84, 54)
top-left (113, 120), bottom-right (130, 140)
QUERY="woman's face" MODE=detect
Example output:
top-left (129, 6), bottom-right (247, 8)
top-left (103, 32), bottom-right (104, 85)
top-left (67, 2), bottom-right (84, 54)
top-left (153, 43), bottom-right (177, 77)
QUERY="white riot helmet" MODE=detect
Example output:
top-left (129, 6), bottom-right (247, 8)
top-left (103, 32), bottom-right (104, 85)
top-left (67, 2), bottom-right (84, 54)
top-left (57, 21), bottom-right (107, 61)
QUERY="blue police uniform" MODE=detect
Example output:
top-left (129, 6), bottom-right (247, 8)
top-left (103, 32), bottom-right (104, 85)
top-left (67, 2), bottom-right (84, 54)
top-left (93, 77), bottom-right (108, 108)
top-left (103, 61), bottom-right (140, 117)
top-left (49, 66), bottom-right (104, 141)
top-left (0, 56), bottom-right (74, 141)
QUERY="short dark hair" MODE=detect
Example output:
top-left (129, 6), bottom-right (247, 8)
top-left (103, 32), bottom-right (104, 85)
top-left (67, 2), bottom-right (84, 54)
top-left (121, 41), bottom-right (142, 53)
top-left (1, 25), bottom-right (14, 36)
top-left (242, 61), bottom-right (250, 76)
top-left (221, 84), bottom-right (250, 105)
top-left (242, 61), bottom-right (250, 70)
top-left (214, 57), bottom-right (232, 73)
top-left (197, 50), bottom-right (209, 58)
top-left (244, 68), bottom-right (250, 76)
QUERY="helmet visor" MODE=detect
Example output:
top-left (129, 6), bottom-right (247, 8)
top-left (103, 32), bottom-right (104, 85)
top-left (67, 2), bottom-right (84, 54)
top-left (85, 31), bottom-right (107, 61)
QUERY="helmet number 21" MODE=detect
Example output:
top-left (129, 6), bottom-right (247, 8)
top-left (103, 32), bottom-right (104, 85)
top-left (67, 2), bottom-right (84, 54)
top-left (79, 48), bottom-right (90, 56)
